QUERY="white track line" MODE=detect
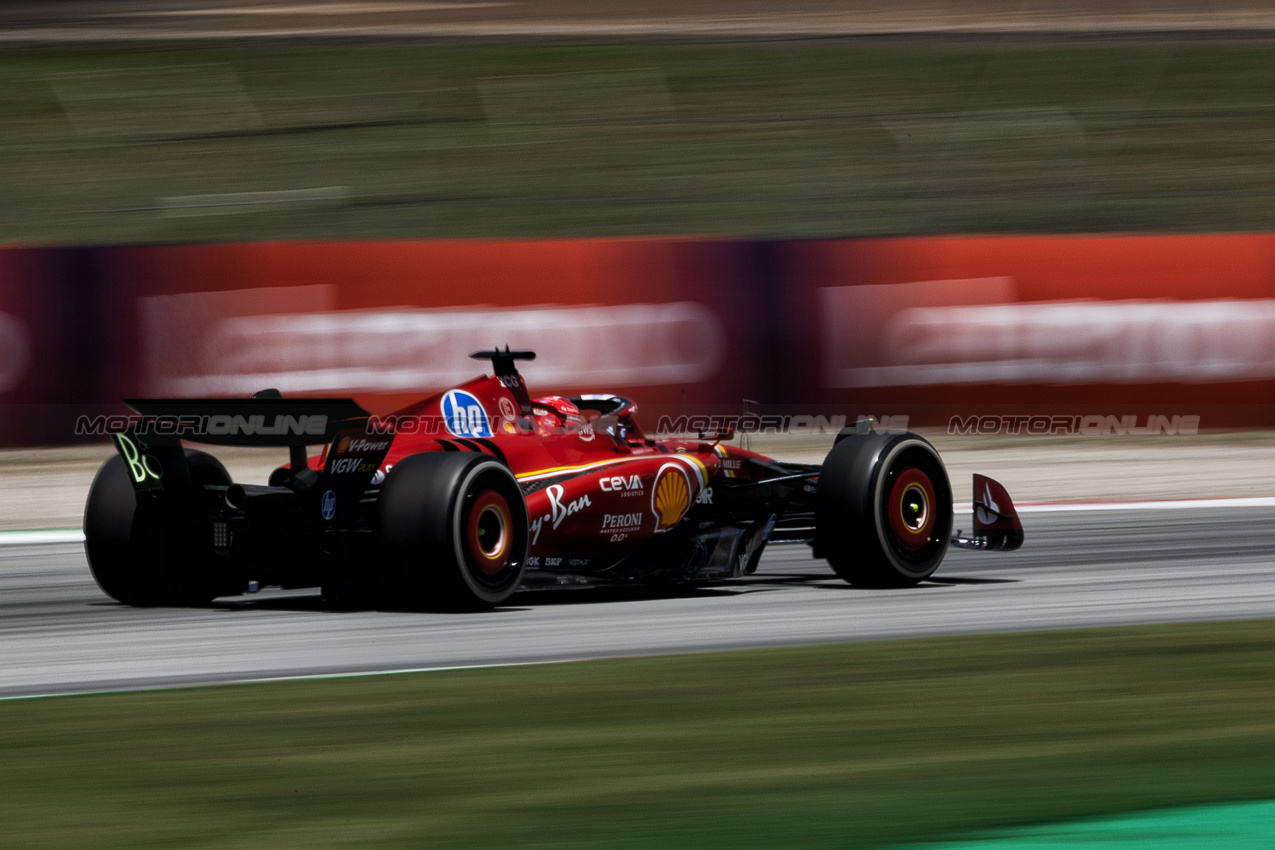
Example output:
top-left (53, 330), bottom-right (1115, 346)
top-left (0, 530), bottom-right (85, 546)
top-left (955, 496), bottom-right (1275, 514)
top-left (0, 658), bottom-right (601, 703)
top-left (4, 496), bottom-right (1275, 548)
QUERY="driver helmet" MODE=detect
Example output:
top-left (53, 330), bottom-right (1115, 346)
top-left (532, 395), bottom-right (583, 431)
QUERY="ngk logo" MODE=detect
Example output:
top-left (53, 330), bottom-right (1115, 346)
top-left (600, 474), bottom-right (643, 493)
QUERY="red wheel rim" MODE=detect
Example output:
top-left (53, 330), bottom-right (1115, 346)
top-left (466, 491), bottom-right (512, 574)
top-left (887, 468), bottom-right (935, 552)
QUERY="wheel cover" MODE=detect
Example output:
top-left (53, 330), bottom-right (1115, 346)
top-left (466, 490), bottom-right (512, 575)
top-left (887, 468), bottom-right (936, 552)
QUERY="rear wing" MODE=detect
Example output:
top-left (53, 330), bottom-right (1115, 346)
top-left (107, 397), bottom-right (392, 525)
top-left (122, 397), bottom-right (371, 447)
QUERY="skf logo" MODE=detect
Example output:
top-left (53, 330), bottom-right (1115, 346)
top-left (600, 474), bottom-right (643, 493)
top-left (652, 464), bottom-right (692, 532)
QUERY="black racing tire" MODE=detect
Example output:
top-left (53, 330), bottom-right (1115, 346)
top-left (376, 452), bottom-right (528, 611)
top-left (84, 448), bottom-right (230, 606)
top-left (816, 431), bottom-right (953, 587)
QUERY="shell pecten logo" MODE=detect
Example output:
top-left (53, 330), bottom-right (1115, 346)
top-left (652, 464), bottom-right (692, 532)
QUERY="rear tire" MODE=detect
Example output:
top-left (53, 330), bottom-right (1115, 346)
top-left (816, 431), bottom-right (953, 587)
top-left (377, 452), bottom-right (528, 611)
top-left (84, 449), bottom-right (230, 606)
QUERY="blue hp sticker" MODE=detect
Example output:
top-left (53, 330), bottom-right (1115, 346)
top-left (441, 389), bottom-right (494, 438)
top-left (320, 489), bottom-right (337, 521)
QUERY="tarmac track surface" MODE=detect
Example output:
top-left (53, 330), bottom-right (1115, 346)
top-left (2, 504), bottom-right (1274, 698)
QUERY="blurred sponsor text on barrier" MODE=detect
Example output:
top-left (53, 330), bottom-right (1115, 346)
top-left (141, 287), bottom-right (727, 396)
top-left (5, 234), bottom-right (1275, 445)
top-left (822, 285), bottom-right (1275, 387)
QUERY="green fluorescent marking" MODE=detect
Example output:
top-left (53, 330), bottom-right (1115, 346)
top-left (112, 433), bottom-right (162, 484)
top-left (901, 801), bottom-right (1275, 849)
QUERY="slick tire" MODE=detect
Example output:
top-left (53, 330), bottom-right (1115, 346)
top-left (377, 452), bottom-right (528, 611)
top-left (84, 449), bottom-right (230, 606)
top-left (816, 431), bottom-right (953, 587)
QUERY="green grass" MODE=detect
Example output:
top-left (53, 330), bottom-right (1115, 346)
top-left (3, 619), bottom-right (1275, 848)
top-left (4, 41), bottom-right (1275, 243)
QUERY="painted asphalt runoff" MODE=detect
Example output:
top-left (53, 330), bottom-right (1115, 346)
top-left (903, 800), bottom-right (1275, 849)
top-left (2, 503), bottom-right (1275, 698)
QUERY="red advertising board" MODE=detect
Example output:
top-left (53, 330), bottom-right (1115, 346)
top-left (0, 247), bottom-right (126, 444)
top-left (107, 239), bottom-right (769, 419)
top-left (4, 234), bottom-right (1275, 445)
top-left (786, 234), bottom-right (1275, 428)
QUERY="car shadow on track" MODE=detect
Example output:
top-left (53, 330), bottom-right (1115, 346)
top-left (512, 584), bottom-right (745, 606)
top-left (521, 572), bottom-right (1020, 602)
top-left (193, 584), bottom-right (744, 614)
top-left (194, 582), bottom-right (753, 613)
top-left (729, 572), bottom-right (1019, 590)
top-left (185, 572), bottom-right (1017, 614)
top-left (926, 575), bottom-right (1019, 585)
top-left (206, 594), bottom-right (328, 613)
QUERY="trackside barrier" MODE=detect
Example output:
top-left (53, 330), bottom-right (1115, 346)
top-left (1, 235), bottom-right (1274, 444)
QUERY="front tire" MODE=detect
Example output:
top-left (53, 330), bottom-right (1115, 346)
top-left (377, 452), bottom-right (528, 611)
top-left (816, 431), bottom-right (953, 587)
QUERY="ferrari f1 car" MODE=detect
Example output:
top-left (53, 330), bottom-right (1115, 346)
top-left (85, 349), bottom-right (1023, 610)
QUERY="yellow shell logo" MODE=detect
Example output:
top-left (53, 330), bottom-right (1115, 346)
top-left (338, 438), bottom-right (350, 453)
top-left (652, 465), bottom-right (691, 531)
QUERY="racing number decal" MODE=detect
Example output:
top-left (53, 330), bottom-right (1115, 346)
top-left (112, 433), bottom-right (163, 486)
top-left (442, 390), bottom-right (494, 439)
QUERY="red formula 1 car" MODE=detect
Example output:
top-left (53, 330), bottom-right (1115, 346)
top-left (85, 349), bottom-right (1023, 609)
